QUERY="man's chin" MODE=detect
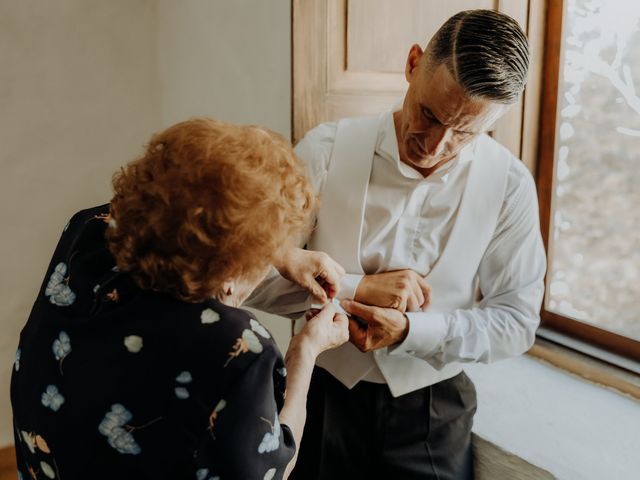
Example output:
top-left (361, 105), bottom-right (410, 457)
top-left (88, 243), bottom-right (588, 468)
top-left (406, 152), bottom-right (440, 170)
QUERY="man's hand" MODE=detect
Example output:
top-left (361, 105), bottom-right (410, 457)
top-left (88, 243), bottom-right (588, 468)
top-left (354, 269), bottom-right (430, 312)
top-left (340, 299), bottom-right (409, 352)
top-left (275, 248), bottom-right (346, 302)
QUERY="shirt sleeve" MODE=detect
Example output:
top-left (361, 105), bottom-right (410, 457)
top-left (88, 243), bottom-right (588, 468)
top-left (195, 342), bottom-right (296, 480)
top-left (389, 161), bottom-right (547, 368)
top-left (246, 122), bottom-right (362, 317)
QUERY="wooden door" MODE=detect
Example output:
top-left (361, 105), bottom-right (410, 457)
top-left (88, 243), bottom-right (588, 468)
top-left (292, 0), bottom-right (545, 171)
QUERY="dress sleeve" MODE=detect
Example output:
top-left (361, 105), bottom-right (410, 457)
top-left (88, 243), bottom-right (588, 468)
top-left (195, 342), bottom-right (296, 480)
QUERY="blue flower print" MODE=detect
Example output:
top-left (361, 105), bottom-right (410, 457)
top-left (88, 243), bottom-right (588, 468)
top-left (14, 348), bottom-right (21, 372)
top-left (41, 385), bottom-right (65, 411)
top-left (98, 404), bottom-right (141, 455)
top-left (52, 331), bottom-right (71, 360)
top-left (17, 471), bottom-right (23, 480)
top-left (258, 412), bottom-right (281, 454)
top-left (45, 263), bottom-right (76, 306)
top-left (52, 331), bottom-right (71, 374)
top-left (277, 367), bottom-right (287, 377)
top-left (175, 371), bottom-right (192, 399)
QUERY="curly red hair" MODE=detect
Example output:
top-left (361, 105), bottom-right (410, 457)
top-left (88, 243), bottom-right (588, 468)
top-left (106, 118), bottom-right (315, 302)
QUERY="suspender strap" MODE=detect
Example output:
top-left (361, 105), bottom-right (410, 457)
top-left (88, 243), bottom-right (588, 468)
top-left (308, 114), bottom-right (381, 274)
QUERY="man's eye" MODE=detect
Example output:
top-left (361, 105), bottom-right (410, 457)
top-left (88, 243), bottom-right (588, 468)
top-left (422, 108), bottom-right (433, 119)
top-left (454, 130), bottom-right (473, 138)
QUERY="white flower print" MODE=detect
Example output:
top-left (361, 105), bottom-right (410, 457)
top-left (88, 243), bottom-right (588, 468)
top-left (40, 461), bottom-right (55, 479)
top-left (196, 468), bottom-right (209, 480)
top-left (243, 329), bottom-right (263, 353)
top-left (98, 404), bottom-right (142, 455)
top-left (207, 399), bottom-right (227, 436)
top-left (224, 329), bottom-right (263, 367)
top-left (124, 335), bottom-right (143, 353)
top-left (258, 412), bottom-right (281, 454)
top-left (45, 262), bottom-right (76, 306)
top-left (277, 367), bottom-right (287, 377)
top-left (52, 331), bottom-right (71, 360)
top-left (21, 431), bottom-right (35, 454)
top-left (195, 468), bottom-right (220, 480)
top-left (14, 348), bottom-right (21, 372)
top-left (41, 385), bottom-right (65, 412)
top-left (264, 468), bottom-right (277, 480)
top-left (175, 370), bottom-right (192, 399)
top-left (250, 318), bottom-right (271, 339)
top-left (17, 471), bottom-right (23, 480)
top-left (174, 388), bottom-right (189, 400)
top-left (201, 308), bottom-right (220, 324)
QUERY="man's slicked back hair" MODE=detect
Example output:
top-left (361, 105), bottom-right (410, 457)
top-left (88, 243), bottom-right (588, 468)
top-left (427, 9), bottom-right (530, 104)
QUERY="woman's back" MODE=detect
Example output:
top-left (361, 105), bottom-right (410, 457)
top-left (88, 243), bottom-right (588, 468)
top-left (11, 205), bottom-right (294, 480)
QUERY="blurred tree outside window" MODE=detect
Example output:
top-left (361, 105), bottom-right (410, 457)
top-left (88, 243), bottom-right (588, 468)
top-left (546, 0), bottom-right (640, 342)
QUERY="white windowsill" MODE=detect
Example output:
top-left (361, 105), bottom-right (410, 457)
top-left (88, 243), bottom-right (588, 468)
top-left (464, 354), bottom-right (640, 479)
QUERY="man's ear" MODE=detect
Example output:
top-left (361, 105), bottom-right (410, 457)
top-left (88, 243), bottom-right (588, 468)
top-left (405, 44), bottom-right (424, 82)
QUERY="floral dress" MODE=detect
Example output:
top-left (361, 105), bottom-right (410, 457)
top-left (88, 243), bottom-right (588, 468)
top-left (10, 205), bottom-right (295, 480)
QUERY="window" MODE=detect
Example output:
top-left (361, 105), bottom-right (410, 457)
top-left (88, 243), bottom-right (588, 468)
top-left (537, 0), bottom-right (640, 361)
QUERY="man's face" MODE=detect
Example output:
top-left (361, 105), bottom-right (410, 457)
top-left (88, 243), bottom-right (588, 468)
top-left (395, 45), bottom-right (510, 174)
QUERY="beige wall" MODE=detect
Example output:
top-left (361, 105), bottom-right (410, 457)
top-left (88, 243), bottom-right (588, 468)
top-left (0, 0), bottom-right (291, 447)
top-left (158, 0), bottom-right (291, 136)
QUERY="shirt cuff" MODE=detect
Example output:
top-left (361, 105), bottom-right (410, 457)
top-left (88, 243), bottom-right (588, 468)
top-left (338, 273), bottom-right (363, 300)
top-left (388, 312), bottom-right (448, 357)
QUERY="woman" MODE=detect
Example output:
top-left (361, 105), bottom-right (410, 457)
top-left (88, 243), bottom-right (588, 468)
top-left (11, 118), bottom-right (349, 480)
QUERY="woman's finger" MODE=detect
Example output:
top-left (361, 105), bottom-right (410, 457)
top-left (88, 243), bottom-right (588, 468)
top-left (318, 267), bottom-right (343, 299)
top-left (307, 277), bottom-right (328, 303)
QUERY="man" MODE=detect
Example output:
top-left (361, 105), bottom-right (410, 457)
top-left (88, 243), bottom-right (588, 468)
top-left (247, 9), bottom-right (546, 479)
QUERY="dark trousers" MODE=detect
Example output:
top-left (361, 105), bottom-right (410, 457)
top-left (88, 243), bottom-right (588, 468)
top-left (290, 367), bottom-right (477, 480)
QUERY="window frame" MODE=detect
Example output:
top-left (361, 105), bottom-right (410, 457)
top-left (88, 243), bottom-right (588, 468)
top-left (536, 0), bottom-right (640, 363)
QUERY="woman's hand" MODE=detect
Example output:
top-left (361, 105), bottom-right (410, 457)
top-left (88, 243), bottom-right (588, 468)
top-left (275, 248), bottom-right (346, 303)
top-left (291, 304), bottom-right (349, 359)
top-left (280, 303), bottom-right (348, 479)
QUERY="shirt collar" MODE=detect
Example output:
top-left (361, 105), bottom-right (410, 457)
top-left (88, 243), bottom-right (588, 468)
top-left (376, 110), bottom-right (475, 183)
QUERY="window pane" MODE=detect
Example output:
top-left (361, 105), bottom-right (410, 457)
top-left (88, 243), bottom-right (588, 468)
top-left (546, 0), bottom-right (640, 341)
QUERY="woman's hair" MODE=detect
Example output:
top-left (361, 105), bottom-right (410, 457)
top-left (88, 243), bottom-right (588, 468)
top-left (106, 118), bottom-right (314, 303)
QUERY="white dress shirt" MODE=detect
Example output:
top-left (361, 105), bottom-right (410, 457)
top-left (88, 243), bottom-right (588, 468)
top-left (249, 110), bottom-right (546, 386)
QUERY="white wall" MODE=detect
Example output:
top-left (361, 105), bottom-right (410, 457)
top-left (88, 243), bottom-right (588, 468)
top-left (157, 0), bottom-right (291, 137)
top-left (0, 0), bottom-right (291, 447)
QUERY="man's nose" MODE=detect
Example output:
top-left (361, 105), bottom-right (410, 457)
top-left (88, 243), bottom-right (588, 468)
top-left (424, 125), bottom-right (451, 156)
